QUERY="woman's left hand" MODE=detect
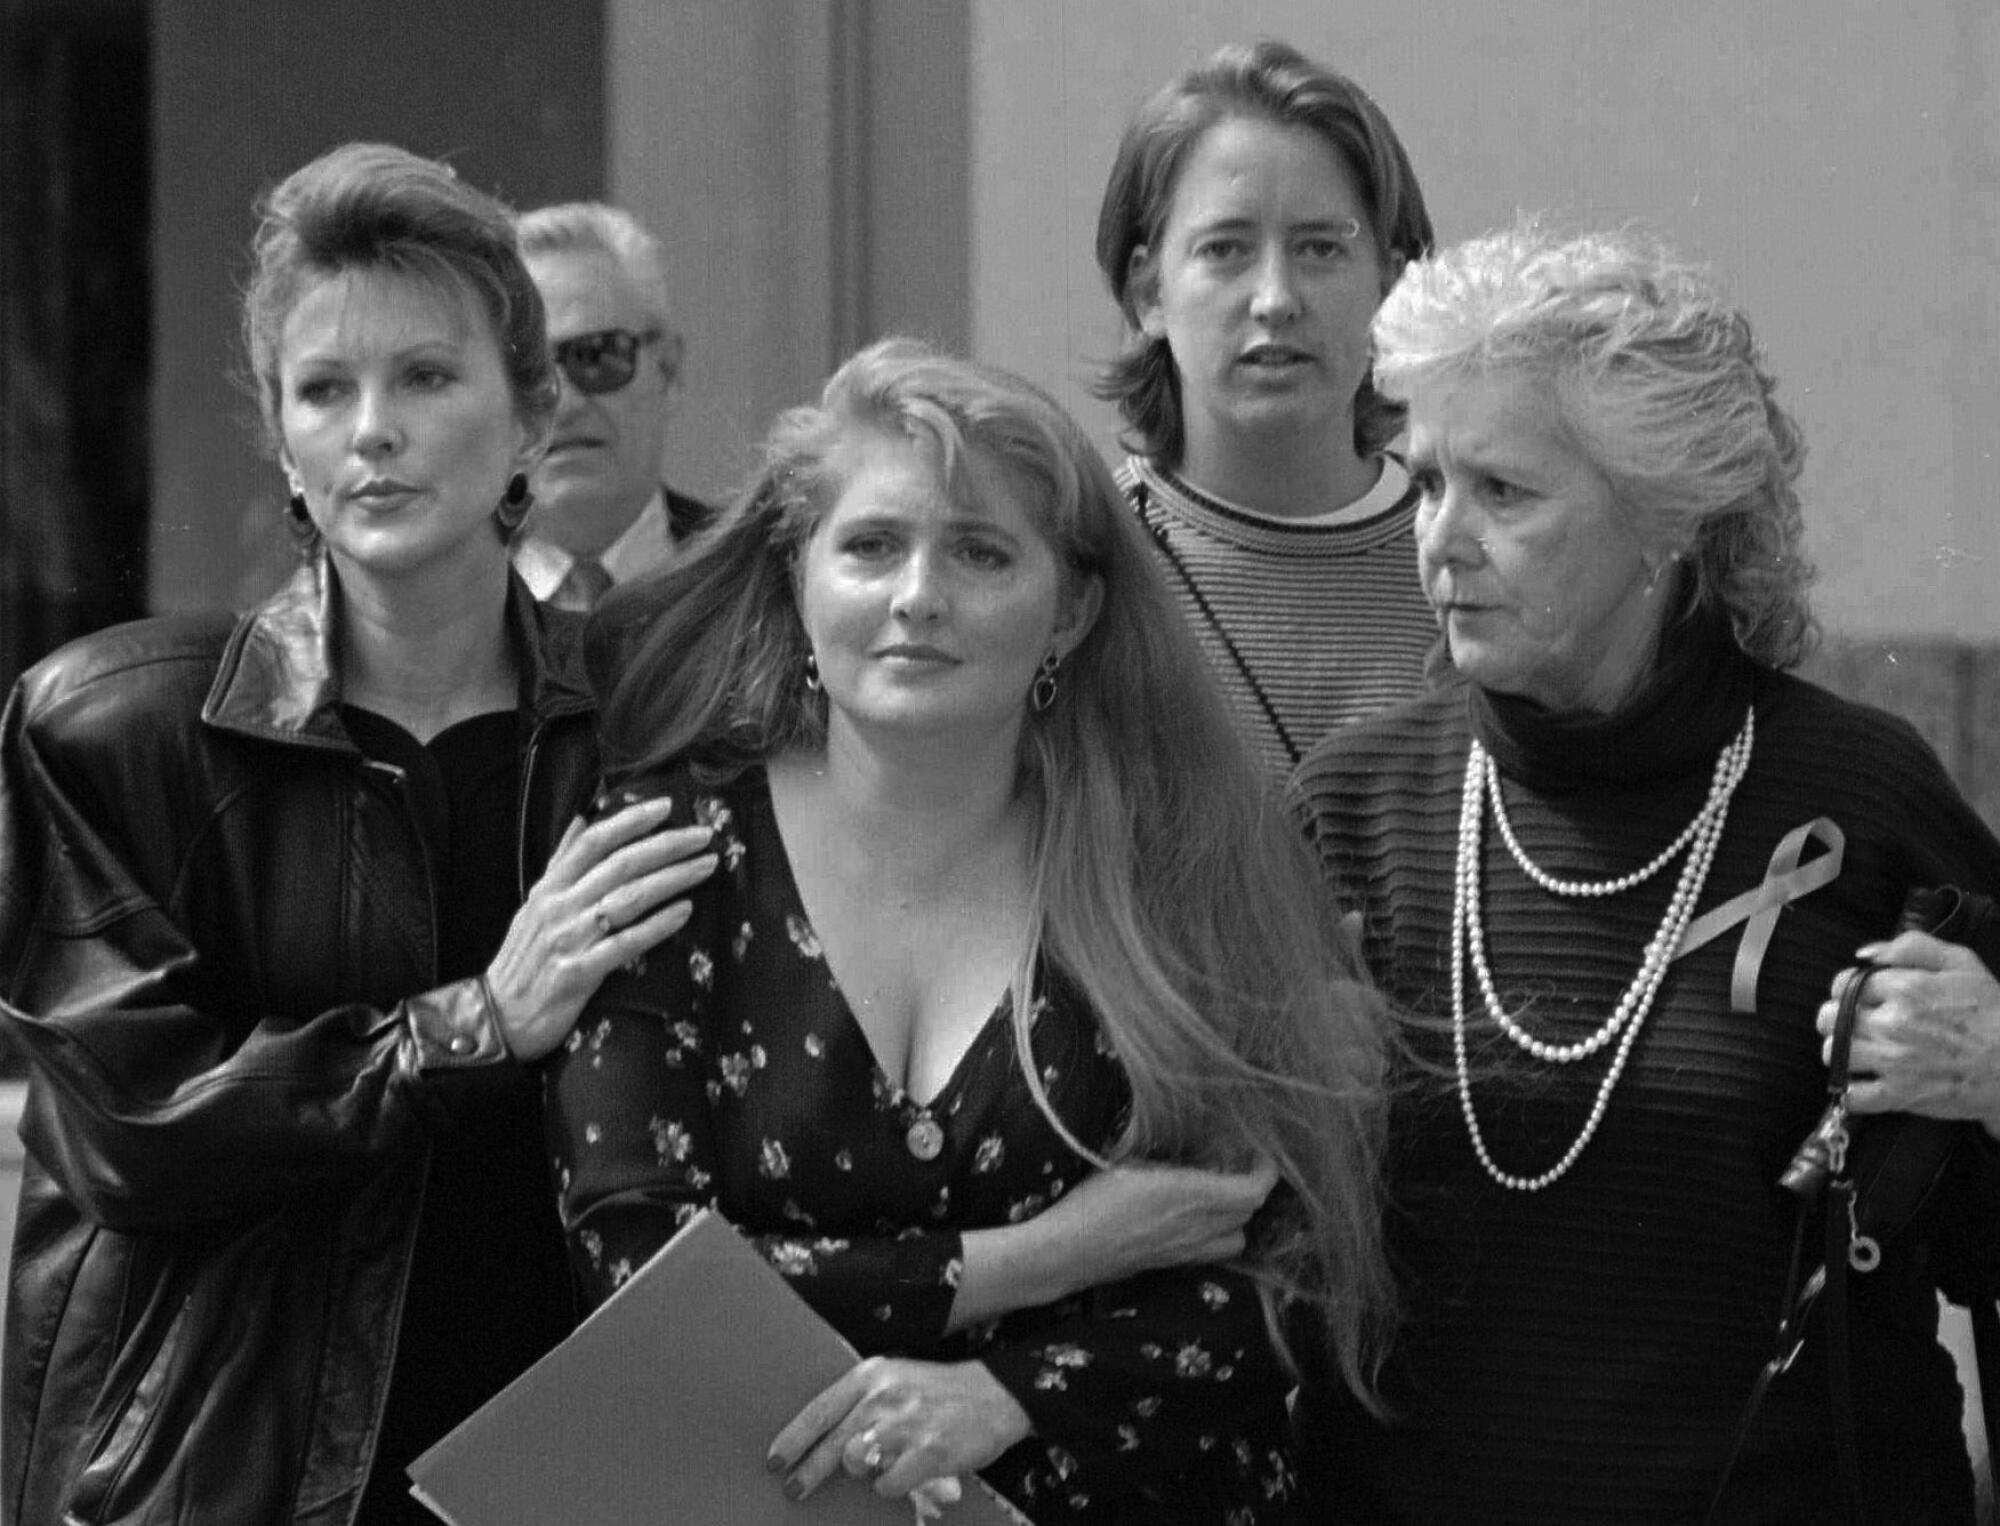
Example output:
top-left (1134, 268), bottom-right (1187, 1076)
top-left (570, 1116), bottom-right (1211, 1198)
top-left (767, 1356), bottom-right (1031, 1505)
top-left (1817, 930), bottom-right (2000, 1135)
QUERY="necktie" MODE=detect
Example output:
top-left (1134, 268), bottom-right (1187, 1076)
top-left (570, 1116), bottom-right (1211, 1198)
top-left (551, 556), bottom-right (613, 612)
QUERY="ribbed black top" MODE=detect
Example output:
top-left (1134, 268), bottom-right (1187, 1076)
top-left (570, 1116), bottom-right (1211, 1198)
top-left (1292, 612), bottom-right (2000, 1525)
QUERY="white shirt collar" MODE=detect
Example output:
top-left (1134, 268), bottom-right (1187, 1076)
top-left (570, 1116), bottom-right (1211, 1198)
top-left (512, 486), bottom-right (669, 600)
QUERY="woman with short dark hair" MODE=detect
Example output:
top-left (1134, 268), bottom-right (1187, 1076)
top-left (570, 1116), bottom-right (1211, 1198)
top-left (1095, 40), bottom-right (1440, 775)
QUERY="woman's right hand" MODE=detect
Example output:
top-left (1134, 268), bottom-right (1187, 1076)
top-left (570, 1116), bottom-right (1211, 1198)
top-left (949, 1155), bottom-right (1279, 1329)
top-left (1038, 1156), bottom-right (1280, 1289)
top-left (484, 795), bottom-right (718, 1061)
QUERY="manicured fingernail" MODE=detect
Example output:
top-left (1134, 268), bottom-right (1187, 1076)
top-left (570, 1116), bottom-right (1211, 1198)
top-left (765, 1452), bottom-right (785, 1474)
top-left (785, 1477), bottom-right (806, 1501)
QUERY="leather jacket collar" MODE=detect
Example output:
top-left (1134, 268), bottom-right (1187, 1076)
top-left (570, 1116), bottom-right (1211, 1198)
top-left (201, 551), bottom-right (593, 748)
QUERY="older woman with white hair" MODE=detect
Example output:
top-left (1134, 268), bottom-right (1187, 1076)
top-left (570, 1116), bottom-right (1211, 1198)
top-left (1292, 223), bottom-right (2000, 1524)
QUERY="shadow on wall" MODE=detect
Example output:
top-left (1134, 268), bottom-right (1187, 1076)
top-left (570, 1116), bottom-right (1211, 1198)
top-left (1804, 637), bottom-right (2000, 835)
top-left (0, 0), bottom-right (153, 696)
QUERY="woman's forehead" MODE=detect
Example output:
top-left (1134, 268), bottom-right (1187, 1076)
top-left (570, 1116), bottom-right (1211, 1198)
top-left (280, 264), bottom-right (487, 359)
top-left (823, 425), bottom-right (1057, 534)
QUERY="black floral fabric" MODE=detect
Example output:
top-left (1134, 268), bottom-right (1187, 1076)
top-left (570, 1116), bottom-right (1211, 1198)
top-left (546, 767), bottom-right (1299, 1522)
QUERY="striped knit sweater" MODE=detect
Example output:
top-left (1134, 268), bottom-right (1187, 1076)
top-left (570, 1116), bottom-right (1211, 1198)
top-left (1290, 614), bottom-right (2000, 1525)
top-left (1117, 457), bottom-right (1438, 779)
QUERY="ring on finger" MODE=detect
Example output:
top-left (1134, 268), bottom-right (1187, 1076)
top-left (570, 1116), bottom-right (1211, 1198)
top-left (593, 904), bottom-right (613, 938)
top-left (855, 1428), bottom-right (886, 1474)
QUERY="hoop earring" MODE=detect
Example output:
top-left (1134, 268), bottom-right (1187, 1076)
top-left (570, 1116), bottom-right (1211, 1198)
top-left (494, 472), bottom-right (533, 535)
top-left (1031, 651), bottom-right (1061, 713)
top-left (803, 651), bottom-right (821, 693)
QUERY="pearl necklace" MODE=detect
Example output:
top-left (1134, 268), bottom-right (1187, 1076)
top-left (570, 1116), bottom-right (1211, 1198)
top-left (1452, 708), bottom-right (1755, 1191)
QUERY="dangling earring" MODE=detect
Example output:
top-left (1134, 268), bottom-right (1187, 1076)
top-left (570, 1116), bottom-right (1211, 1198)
top-left (284, 489), bottom-right (316, 543)
top-left (803, 651), bottom-right (821, 693)
top-left (1644, 552), bottom-right (1681, 596)
top-left (494, 472), bottom-right (533, 536)
top-left (1031, 651), bottom-right (1061, 713)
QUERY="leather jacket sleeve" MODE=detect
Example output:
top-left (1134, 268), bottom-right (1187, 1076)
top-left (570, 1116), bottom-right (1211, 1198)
top-left (0, 645), bottom-right (510, 1234)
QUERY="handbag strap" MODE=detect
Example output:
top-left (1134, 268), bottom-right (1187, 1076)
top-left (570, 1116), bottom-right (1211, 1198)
top-left (1706, 963), bottom-right (1872, 1524)
top-left (1704, 1213), bottom-right (1821, 1523)
top-left (1824, 1181), bottom-right (1864, 1524)
top-left (1821, 964), bottom-right (1869, 1525)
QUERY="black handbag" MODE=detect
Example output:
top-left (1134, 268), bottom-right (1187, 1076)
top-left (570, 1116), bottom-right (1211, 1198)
top-left (1709, 885), bottom-right (2000, 1525)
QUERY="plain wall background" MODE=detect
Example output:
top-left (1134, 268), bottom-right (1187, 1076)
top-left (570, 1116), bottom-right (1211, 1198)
top-left (605, 0), bottom-right (970, 512)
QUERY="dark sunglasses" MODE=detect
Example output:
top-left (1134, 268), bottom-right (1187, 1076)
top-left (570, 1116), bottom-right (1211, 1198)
top-left (551, 327), bottom-right (663, 395)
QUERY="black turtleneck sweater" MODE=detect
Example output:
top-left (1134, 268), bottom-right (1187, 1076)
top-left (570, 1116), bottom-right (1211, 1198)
top-left (1290, 613), bottom-right (2000, 1525)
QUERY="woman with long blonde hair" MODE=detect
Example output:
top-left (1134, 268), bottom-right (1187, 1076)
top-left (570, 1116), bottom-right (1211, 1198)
top-left (550, 337), bottom-right (1390, 1520)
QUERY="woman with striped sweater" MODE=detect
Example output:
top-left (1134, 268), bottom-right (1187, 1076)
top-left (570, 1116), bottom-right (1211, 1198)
top-left (1094, 40), bottom-right (1440, 777)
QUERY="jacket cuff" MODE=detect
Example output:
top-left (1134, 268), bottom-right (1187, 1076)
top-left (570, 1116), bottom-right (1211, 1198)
top-left (406, 978), bottom-right (510, 1071)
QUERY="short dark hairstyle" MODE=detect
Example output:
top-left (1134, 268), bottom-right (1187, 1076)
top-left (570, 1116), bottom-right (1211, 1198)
top-left (1093, 40), bottom-right (1435, 465)
top-left (241, 142), bottom-right (557, 457)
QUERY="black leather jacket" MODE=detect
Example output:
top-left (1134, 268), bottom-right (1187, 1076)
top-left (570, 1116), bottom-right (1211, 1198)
top-left (0, 556), bottom-right (597, 1525)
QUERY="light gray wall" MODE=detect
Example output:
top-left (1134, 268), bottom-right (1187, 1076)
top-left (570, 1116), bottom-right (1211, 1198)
top-left (606, 0), bottom-right (969, 510)
top-left (966, 0), bottom-right (2000, 640)
top-left (148, 0), bottom-right (607, 612)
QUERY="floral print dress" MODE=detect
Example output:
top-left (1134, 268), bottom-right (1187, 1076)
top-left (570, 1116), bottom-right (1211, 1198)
top-left (545, 767), bottom-right (1301, 1522)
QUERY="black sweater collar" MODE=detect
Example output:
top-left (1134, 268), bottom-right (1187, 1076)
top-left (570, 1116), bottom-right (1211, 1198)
top-left (1467, 603), bottom-right (1759, 793)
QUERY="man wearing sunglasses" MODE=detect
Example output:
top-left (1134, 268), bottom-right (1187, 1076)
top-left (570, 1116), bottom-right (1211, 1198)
top-left (513, 202), bottom-right (716, 610)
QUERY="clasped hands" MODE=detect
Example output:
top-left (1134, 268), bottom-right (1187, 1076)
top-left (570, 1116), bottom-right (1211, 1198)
top-left (1816, 929), bottom-right (2000, 1138)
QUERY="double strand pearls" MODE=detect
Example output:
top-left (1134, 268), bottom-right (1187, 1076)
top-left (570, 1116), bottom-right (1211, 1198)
top-left (1452, 708), bottom-right (1755, 1191)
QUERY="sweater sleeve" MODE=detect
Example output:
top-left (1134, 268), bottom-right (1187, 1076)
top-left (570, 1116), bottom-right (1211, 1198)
top-left (1872, 703), bottom-right (2000, 1294)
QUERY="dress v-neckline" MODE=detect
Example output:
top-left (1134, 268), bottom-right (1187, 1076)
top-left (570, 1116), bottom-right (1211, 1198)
top-left (754, 782), bottom-right (1022, 1114)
